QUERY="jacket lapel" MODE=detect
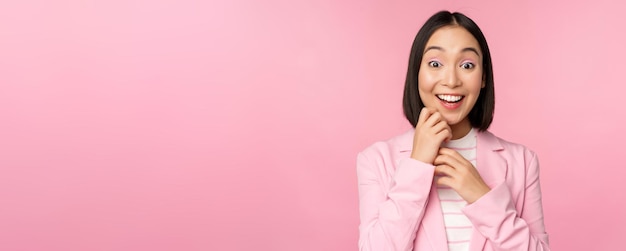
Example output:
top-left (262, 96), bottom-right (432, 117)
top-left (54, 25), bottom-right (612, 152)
top-left (467, 130), bottom-right (508, 251)
top-left (422, 183), bottom-right (450, 251)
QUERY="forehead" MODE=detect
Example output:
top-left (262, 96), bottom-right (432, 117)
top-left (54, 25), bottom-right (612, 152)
top-left (424, 25), bottom-right (481, 54)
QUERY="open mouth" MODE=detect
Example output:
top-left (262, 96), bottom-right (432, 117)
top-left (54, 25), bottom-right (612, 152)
top-left (436, 94), bottom-right (465, 103)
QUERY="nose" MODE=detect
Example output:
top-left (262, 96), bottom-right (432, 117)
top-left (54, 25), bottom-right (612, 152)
top-left (441, 67), bottom-right (461, 88)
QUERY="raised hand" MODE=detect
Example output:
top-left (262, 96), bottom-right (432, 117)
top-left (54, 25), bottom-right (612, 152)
top-left (410, 107), bottom-right (452, 164)
top-left (433, 147), bottom-right (490, 203)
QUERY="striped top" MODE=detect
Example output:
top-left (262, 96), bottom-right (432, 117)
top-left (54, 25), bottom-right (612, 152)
top-left (437, 128), bottom-right (477, 251)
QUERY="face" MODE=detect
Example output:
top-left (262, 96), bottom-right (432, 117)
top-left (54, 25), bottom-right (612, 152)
top-left (418, 25), bottom-right (484, 128)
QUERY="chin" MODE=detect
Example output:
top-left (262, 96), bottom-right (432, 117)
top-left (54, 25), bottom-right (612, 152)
top-left (446, 119), bottom-right (462, 125)
top-left (442, 113), bottom-right (466, 125)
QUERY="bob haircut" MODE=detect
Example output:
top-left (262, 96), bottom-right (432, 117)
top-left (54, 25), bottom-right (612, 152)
top-left (402, 11), bottom-right (495, 131)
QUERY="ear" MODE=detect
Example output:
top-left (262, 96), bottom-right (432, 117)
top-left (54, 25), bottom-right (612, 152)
top-left (482, 75), bottom-right (486, 88)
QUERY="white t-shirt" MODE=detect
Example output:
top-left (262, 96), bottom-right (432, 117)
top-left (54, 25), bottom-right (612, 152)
top-left (437, 128), bottom-right (477, 251)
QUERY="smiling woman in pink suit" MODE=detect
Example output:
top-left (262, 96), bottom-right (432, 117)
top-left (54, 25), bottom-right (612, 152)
top-left (357, 11), bottom-right (550, 251)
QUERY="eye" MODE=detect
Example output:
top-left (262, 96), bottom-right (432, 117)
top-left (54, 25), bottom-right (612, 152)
top-left (428, 61), bottom-right (442, 68)
top-left (460, 62), bottom-right (475, 69)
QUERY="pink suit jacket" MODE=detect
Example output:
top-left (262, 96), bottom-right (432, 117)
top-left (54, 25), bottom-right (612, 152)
top-left (357, 129), bottom-right (550, 251)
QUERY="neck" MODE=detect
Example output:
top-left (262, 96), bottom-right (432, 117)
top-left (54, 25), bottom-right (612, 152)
top-left (450, 119), bottom-right (472, 140)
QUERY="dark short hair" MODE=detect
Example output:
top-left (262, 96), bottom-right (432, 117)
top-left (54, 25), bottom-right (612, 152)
top-left (402, 10), bottom-right (495, 131)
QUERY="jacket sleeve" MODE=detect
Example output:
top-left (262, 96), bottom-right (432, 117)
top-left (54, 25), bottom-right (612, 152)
top-left (357, 150), bottom-right (435, 251)
top-left (462, 150), bottom-right (550, 250)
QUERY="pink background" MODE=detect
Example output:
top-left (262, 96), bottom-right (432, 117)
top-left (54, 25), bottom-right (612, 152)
top-left (1, 0), bottom-right (624, 250)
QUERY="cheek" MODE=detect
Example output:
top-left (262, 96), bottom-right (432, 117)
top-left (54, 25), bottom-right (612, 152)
top-left (417, 81), bottom-right (435, 102)
top-left (418, 72), bottom-right (437, 92)
top-left (418, 70), bottom-right (435, 84)
top-left (461, 72), bottom-right (483, 93)
top-left (417, 88), bottom-right (428, 103)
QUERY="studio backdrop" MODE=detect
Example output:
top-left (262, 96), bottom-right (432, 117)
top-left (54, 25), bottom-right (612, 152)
top-left (1, 0), bottom-right (624, 250)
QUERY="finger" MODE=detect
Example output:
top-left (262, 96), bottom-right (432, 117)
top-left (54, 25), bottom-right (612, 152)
top-left (424, 111), bottom-right (445, 127)
top-left (435, 129), bottom-right (451, 144)
top-left (432, 121), bottom-right (452, 141)
top-left (438, 147), bottom-right (455, 156)
top-left (434, 152), bottom-right (465, 169)
top-left (431, 120), bottom-right (449, 134)
top-left (417, 107), bottom-right (434, 126)
top-left (434, 154), bottom-right (453, 166)
top-left (434, 164), bottom-right (456, 177)
top-left (435, 175), bottom-right (454, 189)
top-left (430, 117), bottom-right (452, 140)
top-left (439, 147), bottom-right (468, 164)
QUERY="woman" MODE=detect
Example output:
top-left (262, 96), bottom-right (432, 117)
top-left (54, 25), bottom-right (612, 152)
top-left (357, 11), bottom-right (550, 251)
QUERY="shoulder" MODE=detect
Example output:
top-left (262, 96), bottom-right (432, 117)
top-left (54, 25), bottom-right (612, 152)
top-left (357, 130), bottom-right (414, 180)
top-left (480, 130), bottom-right (538, 166)
top-left (358, 129), bottom-right (413, 159)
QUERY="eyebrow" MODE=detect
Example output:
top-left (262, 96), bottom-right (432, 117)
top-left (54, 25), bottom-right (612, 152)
top-left (423, 46), bottom-right (481, 57)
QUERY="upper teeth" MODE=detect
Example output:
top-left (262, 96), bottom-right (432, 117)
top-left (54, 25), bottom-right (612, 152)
top-left (437, 95), bottom-right (462, 102)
